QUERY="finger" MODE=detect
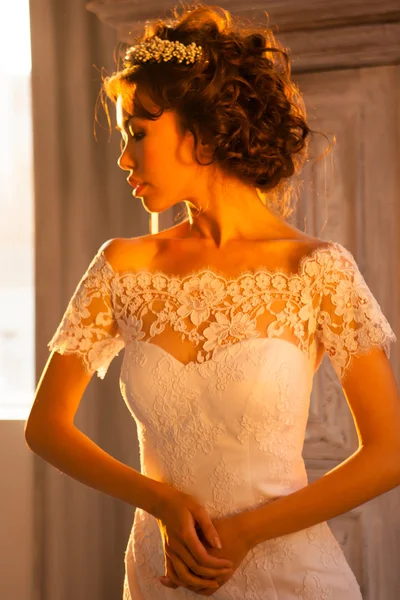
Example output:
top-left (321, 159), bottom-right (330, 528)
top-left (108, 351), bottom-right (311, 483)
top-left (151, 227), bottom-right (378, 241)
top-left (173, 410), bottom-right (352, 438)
top-left (164, 555), bottom-right (218, 595)
top-left (163, 555), bottom-right (183, 589)
top-left (167, 537), bottom-right (234, 579)
top-left (164, 550), bottom-right (234, 595)
top-left (159, 576), bottom-right (178, 589)
top-left (184, 518), bottom-right (234, 569)
top-left (194, 507), bottom-right (225, 550)
top-left (167, 549), bottom-right (220, 591)
top-left (185, 529), bottom-right (234, 570)
top-left (178, 496), bottom-right (234, 568)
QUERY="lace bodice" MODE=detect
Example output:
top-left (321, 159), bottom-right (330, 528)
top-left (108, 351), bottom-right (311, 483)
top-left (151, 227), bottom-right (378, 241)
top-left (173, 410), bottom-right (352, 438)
top-left (47, 239), bottom-right (382, 599)
top-left (47, 240), bottom-right (396, 384)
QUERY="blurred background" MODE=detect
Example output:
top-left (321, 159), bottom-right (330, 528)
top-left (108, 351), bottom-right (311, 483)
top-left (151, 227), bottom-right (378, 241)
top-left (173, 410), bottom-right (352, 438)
top-left (1, 1), bottom-right (399, 599)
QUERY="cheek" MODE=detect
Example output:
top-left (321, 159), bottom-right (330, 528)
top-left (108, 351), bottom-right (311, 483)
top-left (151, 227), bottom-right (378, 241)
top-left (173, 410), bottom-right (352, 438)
top-left (174, 137), bottom-right (198, 169)
top-left (142, 135), bottom-right (196, 183)
top-left (146, 145), bottom-right (189, 176)
top-left (139, 142), bottom-right (160, 172)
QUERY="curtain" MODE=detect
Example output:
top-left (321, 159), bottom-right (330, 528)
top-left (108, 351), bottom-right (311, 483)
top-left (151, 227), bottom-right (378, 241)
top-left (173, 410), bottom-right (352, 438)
top-left (29, 1), bottom-right (177, 597)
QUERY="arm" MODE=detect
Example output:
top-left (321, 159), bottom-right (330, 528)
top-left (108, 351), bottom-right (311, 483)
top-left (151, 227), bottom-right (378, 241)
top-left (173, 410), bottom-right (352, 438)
top-left (239, 240), bottom-right (400, 548)
top-left (26, 419), bottom-right (166, 518)
top-left (26, 241), bottom-right (168, 516)
top-left (238, 443), bottom-right (400, 549)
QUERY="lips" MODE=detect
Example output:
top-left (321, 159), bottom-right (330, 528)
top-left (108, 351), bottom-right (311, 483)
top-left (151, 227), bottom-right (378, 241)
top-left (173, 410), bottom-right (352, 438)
top-left (127, 178), bottom-right (144, 188)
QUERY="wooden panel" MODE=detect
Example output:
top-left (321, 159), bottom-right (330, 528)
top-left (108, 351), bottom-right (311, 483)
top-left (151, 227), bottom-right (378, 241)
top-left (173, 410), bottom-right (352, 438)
top-left (86, 0), bottom-right (400, 30)
top-left (298, 65), bottom-right (400, 599)
top-left (86, 0), bottom-right (400, 70)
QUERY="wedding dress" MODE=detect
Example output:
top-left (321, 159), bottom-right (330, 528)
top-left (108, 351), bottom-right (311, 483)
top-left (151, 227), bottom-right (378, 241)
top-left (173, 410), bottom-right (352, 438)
top-left (48, 240), bottom-right (397, 599)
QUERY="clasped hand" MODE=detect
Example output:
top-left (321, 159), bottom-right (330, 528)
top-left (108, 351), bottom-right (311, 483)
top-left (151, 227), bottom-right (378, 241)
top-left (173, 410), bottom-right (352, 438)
top-left (155, 487), bottom-right (252, 596)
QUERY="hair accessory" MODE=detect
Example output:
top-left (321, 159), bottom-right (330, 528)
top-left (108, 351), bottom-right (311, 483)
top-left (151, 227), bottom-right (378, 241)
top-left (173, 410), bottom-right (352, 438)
top-left (124, 36), bottom-right (204, 66)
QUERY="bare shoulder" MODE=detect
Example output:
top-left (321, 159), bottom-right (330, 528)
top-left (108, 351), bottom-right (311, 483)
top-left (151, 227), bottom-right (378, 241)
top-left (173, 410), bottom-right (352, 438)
top-left (102, 235), bottom-right (157, 273)
top-left (101, 219), bottom-right (192, 271)
top-left (296, 235), bottom-right (334, 266)
top-left (276, 232), bottom-right (333, 269)
top-left (295, 234), bottom-right (332, 255)
top-left (100, 229), bottom-right (333, 274)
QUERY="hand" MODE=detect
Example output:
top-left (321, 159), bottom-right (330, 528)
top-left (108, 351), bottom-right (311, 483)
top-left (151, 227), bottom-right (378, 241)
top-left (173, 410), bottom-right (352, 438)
top-left (160, 504), bottom-right (252, 596)
top-left (154, 486), bottom-right (237, 594)
top-left (161, 513), bottom-right (252, 595)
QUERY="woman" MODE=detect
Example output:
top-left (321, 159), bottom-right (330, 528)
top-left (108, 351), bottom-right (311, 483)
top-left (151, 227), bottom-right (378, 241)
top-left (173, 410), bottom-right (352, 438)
top-left (26, 3), bottom-right (400, 599)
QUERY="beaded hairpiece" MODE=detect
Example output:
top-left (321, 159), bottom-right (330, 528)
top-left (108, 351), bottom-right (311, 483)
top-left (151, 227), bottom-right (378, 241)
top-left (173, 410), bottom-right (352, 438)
top-left (124, 35), bottom-right (204, 66)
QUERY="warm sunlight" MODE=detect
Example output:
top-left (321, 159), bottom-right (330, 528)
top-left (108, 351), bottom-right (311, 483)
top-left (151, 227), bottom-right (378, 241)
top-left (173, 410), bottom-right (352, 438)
top-left (0, 0), bottom-right (33, 419)
top-left (0, 0), bottom-right (31, 75)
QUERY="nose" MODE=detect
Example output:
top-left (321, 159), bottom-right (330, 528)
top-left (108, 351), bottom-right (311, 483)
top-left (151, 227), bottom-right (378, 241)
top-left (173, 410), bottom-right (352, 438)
top-left (117, 140), bottom-right (139, 172)
top-left (117, 149), bottom-right (133, 172)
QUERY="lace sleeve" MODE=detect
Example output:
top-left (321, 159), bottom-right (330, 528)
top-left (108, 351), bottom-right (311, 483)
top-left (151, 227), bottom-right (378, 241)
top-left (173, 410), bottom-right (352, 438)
top-left (47, 242), bottom-right (125, 379)
top-left (316, 242), bottom-right (397, 383)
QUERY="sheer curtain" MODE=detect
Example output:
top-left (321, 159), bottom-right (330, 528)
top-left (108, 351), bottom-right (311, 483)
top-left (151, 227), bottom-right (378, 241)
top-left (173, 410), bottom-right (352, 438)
top-left (29, 1), bottom-right (178, 598)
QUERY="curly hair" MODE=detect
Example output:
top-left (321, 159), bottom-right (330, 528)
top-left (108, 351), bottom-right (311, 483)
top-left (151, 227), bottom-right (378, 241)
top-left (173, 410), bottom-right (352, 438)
top-left (100, 2), bottom-right (332, 220)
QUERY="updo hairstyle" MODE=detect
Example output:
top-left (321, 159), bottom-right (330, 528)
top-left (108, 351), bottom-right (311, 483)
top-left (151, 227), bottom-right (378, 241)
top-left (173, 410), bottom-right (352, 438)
top-left (101, 2), bottom-right (331, 219)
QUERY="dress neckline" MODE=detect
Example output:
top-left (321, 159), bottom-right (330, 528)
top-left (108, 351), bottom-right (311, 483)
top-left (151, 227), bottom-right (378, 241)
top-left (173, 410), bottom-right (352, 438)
top-left (99, 240), bottom-right (339, 284)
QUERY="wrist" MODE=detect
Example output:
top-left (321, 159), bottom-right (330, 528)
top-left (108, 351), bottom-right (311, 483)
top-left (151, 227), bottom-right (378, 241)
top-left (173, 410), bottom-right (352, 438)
top-left (143, 479), bottom-right (174, 519)
top-left (234, 510), bottom-right (258, 551)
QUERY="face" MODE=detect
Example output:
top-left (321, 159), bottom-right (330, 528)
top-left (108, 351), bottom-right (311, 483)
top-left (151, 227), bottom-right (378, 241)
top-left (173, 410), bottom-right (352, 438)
top-left (115, 92), bottom-right (208, 211)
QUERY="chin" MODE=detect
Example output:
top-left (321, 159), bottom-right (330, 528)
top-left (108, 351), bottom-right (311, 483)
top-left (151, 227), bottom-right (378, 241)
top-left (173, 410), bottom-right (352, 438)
top-left (141, 192), bottom-right (179, 212)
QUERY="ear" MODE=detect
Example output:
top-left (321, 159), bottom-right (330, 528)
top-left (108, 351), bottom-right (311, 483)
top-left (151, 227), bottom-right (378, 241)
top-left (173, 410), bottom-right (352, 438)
top-left (199, 128), bottom-right (213, 148)
top-left (197, 129), bottom-right (214, 161)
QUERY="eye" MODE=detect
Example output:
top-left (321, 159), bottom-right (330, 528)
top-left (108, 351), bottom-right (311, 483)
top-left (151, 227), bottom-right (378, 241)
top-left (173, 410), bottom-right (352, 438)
top-left (128, 126), bottom-right (145, 142)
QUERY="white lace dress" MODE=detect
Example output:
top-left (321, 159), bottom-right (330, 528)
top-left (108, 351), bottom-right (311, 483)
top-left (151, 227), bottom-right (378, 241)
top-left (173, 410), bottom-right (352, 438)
top-left (48, 240), bottom-right (397, 600)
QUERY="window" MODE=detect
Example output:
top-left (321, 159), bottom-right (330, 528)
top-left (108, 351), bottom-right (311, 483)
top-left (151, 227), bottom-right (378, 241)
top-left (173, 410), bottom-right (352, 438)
top-left (0, 0), bottom-right (34, 419)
